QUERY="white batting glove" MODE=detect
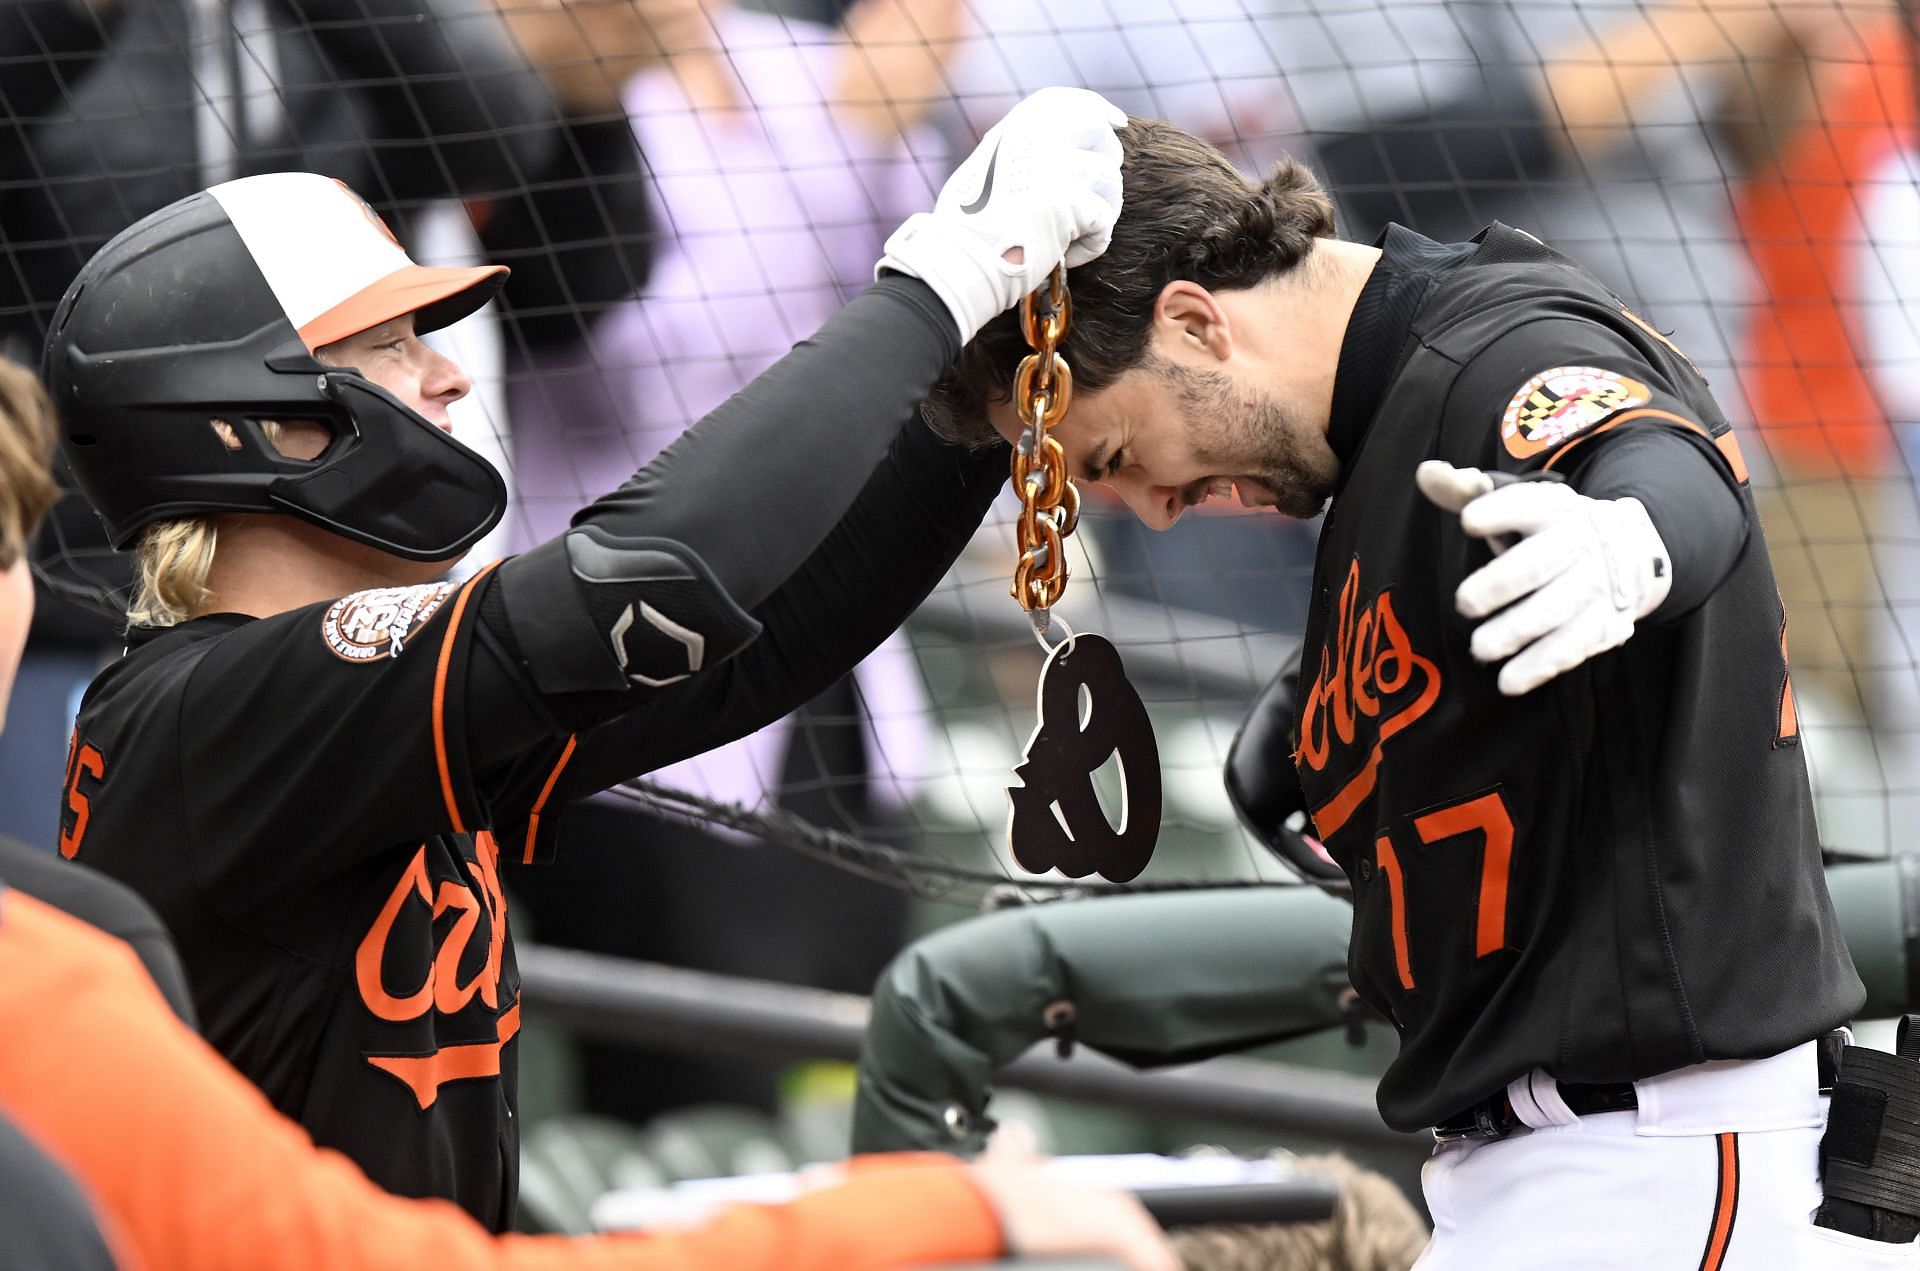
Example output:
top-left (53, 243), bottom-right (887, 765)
top-left (877, 87), bottom-right (1127, 343)
top-left (1416, 460), bottom-right (1673, 696)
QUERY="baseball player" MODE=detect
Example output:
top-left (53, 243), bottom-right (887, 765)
top-left (41, 87), bottom-right (1132, 1230)
top-left (929, 116), bottom-right (1898, 1267)
top-left (0, 354), bottom-right (1177, 1271)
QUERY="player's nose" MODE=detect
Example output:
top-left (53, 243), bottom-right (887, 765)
top-left (422, 344), bottom-right (472, 409)
top-left (1112, 477), bottom-right (1183, 531)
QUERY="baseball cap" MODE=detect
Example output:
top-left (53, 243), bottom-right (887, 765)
top-left (205, 172), bottom-right (509, 352)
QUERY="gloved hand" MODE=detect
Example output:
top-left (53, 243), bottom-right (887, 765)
top-left (877, 86), bottom-right (1126, 343)
top-left (1417, 460), bottom-right (1673, 696)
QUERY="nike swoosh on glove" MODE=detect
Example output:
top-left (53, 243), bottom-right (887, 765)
top-left (1416, 460), bottom-right (1674, 696)
top-left (877, 86), bottom-right (1127, 343)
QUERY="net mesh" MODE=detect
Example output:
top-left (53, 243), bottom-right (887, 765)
top-left (6, 0), bottom-right (1918, 889)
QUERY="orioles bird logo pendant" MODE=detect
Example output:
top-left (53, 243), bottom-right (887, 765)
top-left (1006, 632), bottom-right (1161, 882)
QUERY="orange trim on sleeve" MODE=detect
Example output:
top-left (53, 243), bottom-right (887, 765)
top-left (1713, 431), bottom-right (1751, 485)
top-left (1777, 605), bottom-right (1800, 744)
top-left (1540, 408), bottom-right (1714, 474)
top-left (432, 562), bottom-right (502, 834)
top-left (1695, 1132), bottom-right (1741, 1271)
top-left (523, 736), bottom-right (580, 865)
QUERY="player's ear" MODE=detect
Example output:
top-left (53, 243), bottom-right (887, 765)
top-left (1152, 281), bottom-right (1232, 363)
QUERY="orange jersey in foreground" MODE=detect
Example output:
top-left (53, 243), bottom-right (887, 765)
top-left (0, 887), bottom-right (1002, 1271)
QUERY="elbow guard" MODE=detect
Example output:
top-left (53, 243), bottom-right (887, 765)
top-left (1226, 650), bottom-right (1348, 890)
top-left (492, 525), bottom-right (762, 698)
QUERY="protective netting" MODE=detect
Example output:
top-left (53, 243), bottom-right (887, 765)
top-left (6, 0), bottom-right (1917, 890)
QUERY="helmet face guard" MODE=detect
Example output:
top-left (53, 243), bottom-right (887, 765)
top-left (44, 174), bottom-right (508, 561)
top-left (271, 373), bottom-right (506, 561)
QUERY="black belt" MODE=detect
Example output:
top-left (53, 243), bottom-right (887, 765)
top-left (1432, 1032), bottom-right (1846, 1144)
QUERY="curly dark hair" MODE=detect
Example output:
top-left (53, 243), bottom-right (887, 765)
top-left (924, 116), bottom-right (1337, 447)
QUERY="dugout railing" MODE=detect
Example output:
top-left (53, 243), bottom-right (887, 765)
top-left (516, 942), bottom-right (1428, 1160)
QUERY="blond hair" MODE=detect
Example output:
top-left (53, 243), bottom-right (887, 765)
top-left (125, 416), bottom-right (313, 627)
top-left (128, 518), bottom-right (219, 628)
top-left (0, 358), bottom-right (59, 569)
top-left (1169, 1154), bottom-right (1429, 1271)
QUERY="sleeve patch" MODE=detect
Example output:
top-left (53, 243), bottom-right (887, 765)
top-left (1500, 366), bottom-right (1652, 460)
top-left (322, 581), bottom-right (458, 663)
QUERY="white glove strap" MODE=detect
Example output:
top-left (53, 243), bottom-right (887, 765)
top-left (1598, 495), bottom-right (1673, 621)
top-left (878, 212), bottom-right (1022, 347)
top-left (875, 86), bottom-right (1124, 344)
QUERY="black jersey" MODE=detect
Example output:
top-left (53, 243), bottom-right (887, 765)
top-left (56, 276), bottom-right (1002, 1226)
top-left (1296, 225), bottom-right (1864, 1132)
top-left (63, 581), bottom-right (553, 1228)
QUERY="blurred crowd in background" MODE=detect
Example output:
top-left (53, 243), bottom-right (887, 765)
top-left (1, 0), bottom-right (1915, 1214)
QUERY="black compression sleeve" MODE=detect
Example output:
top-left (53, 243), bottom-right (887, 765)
top-left (481, 413), bottom-right (1008, 800)
top-left (568, 274), bottom-right (960, 612)
top-left (1565, 427), bottom-right (1749, 622)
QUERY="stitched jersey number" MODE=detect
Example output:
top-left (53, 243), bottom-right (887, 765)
top-left (60, 739), bottom-right (105, 859)
top-left (1373, 788), bottom-right (1515, 990)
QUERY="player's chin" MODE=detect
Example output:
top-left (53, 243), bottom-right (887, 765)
top-left (1238, 478), bottom-right (1310, 519)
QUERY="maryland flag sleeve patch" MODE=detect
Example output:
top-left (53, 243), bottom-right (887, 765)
top-left (1499, 366), bottom-right (1652, 460)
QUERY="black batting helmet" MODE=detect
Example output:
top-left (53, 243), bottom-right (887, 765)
top-left (42, 172), bottom-right (509, 561)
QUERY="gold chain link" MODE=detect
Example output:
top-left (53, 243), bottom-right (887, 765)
top-left (1010, 266), bottom-right (1081, 612)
